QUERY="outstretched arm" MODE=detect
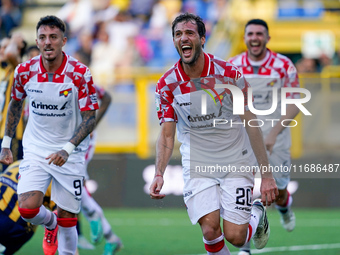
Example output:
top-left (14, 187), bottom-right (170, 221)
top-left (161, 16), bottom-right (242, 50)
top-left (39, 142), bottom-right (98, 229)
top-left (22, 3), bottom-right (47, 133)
top-left (149, 121), bottom-right (176, 199)
top-left (0, 99), bottom-right (24, 165)
top-left (46, 110), bottom-right (96, 166)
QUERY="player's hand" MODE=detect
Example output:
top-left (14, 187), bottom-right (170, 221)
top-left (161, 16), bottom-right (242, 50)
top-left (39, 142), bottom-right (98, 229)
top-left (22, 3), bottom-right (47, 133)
top-left (260, 177), bottom-right (278, 206)
top-left (149, 175), bottom-right (166, 199)
top-left (0, 148), bottom-right (13, 165)
top-left (46, 150), bottom-right (69, 166)
top-left (264, 132), bottom-right (277, 155)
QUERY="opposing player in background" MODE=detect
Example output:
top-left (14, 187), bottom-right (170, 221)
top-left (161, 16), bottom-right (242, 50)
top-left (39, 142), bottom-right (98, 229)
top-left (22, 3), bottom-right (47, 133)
top-left (0, 160), bottom-right (56, 254)
top-left (73, 49), bottom-right (123, 255)
top-left (150, 13), bottom-right (278, 255)
top-left (228, 19), bottom-right (299, 255)
top-left (0, 33), bottom-right (27, 172)
top-left (0, 15), bottom-right (98, 255)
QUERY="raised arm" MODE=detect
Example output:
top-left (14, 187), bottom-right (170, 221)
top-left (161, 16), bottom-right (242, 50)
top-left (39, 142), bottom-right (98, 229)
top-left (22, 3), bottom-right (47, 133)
top-left (149, 121), bottom-right (176, 199)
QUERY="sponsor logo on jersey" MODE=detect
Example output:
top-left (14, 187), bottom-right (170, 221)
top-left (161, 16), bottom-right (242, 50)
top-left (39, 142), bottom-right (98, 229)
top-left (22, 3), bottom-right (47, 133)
top-left (31, 101), bottom-right (58, 110)
top-left (59, 88), bottom-right (72, 97)
top-left (27, 89), bottom-right (43, 93)
top-left (184, 191), bottom-right (192, 198)
top-left (234, 206), bottom-right (251, 212)
top-left (89, 93), bottom-right (98, 104)
top-left (179, 102), bottom-right (192, 106)
top-left (188, 113), bottom-right (216, 122)
top-left (266, 79), bottom-right (277, 87)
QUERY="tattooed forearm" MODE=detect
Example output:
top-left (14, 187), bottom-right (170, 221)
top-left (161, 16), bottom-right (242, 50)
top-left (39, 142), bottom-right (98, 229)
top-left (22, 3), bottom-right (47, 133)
top-left (5, 99), bottom-right (24, 137)
top-left (69, 110), bottom-right (96, 146)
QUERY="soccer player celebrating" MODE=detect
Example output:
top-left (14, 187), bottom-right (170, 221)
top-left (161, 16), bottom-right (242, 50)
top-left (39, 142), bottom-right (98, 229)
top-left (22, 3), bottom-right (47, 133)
top-left (149, 13), bottom-right (278, 255)
top-left (0, 15), bottom-right (98, 255)
top-left (228, 19), bottom-right (299, 255)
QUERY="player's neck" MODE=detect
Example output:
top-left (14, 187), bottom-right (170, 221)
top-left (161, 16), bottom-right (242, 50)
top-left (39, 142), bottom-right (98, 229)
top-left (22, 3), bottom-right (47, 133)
top-left (42, 53), bottom-right (64, 73)
top-left (182, 53), bottom-right (205, 79)
top-left (248, 50), bottom-right (270, 66)
top-left (248, 49), bottom-right (268, 62)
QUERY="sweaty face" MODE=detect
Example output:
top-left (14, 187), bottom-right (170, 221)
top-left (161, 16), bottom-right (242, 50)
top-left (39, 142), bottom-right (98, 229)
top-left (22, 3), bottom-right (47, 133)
top-left (36, 25), bottom-right (66, 62)
top-left (244, 24), bottom-right (270, 61)
top-left (173, 20), bottom-right (205, 66)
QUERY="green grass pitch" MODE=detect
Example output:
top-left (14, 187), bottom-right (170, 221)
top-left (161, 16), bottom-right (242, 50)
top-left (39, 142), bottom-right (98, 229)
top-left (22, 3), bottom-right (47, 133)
top-left (15, 207), bottom-right (340, 255)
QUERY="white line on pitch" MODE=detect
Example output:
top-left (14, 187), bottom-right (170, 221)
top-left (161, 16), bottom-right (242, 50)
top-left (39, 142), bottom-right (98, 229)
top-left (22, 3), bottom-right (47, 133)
top-left (178, 243), bottom-right (340, 255)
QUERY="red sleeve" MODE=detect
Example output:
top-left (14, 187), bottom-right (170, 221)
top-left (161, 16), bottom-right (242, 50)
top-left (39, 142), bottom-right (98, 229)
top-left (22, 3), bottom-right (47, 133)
top-left (155, 79), bottom-right (176, 124)
top-left (77, 67), bottom-right (99, 111)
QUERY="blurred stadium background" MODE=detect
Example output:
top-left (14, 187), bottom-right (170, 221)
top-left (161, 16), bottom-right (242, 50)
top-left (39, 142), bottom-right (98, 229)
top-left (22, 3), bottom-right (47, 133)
top-left (2, 0), bottom-right (340, 254)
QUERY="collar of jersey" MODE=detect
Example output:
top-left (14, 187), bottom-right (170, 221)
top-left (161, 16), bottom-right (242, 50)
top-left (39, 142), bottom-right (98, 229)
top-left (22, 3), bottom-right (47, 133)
top-left (177, 52), bottom-right (211, 81)
top-left (39, 51), bottom-right (68, 74)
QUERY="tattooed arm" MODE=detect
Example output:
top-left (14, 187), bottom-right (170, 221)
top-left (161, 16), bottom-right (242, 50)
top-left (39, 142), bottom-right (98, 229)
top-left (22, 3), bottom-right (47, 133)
top-left (46, 110), bottom-right (96, 166)
top-left (0, 99), bottom-right (24, 165)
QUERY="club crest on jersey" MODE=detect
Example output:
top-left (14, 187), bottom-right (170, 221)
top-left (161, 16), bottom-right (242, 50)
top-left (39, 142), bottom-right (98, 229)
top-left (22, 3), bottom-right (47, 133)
top-left (266, 79), bottom-right (277, 87)
top-left (59, 88), bottom-right (72, 97)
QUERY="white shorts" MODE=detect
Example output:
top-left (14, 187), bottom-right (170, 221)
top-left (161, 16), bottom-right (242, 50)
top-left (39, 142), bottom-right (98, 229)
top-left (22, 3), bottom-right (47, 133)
top-left (268, 148), bottom-right (291, 190)
top-left (17, 158), bottom-right (86, 213)
top-left (185, 176), bottom-right (254, 225)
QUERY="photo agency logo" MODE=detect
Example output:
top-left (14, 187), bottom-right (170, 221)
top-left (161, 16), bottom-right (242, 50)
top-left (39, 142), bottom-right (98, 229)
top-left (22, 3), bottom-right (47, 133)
top-left (200, 84), bottom-right (312, 128)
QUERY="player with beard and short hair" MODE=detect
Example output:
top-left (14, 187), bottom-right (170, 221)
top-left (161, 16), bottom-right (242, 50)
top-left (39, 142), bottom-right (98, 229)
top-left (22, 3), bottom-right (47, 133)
top-left (0, 15), bottom-right (99, 255)
top-left (149, 13), bottom-right (278, 255)
top-left (228, 19), bottom-right (300, 255)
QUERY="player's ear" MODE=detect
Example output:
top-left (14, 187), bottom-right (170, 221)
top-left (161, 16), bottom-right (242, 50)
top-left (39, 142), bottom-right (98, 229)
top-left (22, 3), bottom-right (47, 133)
top-left (201, 36), bottom-right (205, 47)
top-left (62, 36), bottom-right (67, 47)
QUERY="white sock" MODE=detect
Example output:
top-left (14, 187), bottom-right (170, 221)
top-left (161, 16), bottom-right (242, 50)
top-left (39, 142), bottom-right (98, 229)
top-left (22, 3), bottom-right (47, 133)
top-left (275, 193), bottom-right (293, 214)
top-left (203, 234), bottom-right (231, 255)
top-left (24, 205), bottom-right (57, 230)
top-left (58, 225), bottom-right (78, 255)
top-left (246, 209), bottom-right (260, 243)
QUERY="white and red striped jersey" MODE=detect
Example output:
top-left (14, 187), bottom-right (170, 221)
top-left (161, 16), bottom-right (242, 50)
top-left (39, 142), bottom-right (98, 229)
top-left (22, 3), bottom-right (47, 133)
top-left (156, 53), bottom-right (257, 179)
top-left (12, 52), bottom-right (99, 163)
top-left (228, 50), bottom-right (300, 150)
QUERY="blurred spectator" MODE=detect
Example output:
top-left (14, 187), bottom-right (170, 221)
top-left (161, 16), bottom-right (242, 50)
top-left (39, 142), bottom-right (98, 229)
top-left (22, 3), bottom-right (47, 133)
top-left (0, 33), bottom-right (26, 171)
top-left (295, 57), bottom-right (317, 73)
top-left (145, 0), bottom-right (181, 67)
top-left (106, 11), bottom-right (139, 68)
top-left (91, 22), bottom-right (119, 87)
top-left (332, 47), bottom-right (340, 65)
top-left (25, 45), bottom-right (40, 60)
top-left (128, 0), bottom-right (156, 22)
top-left (0, 0), bottom-right (22, 37)
top-left (57, 0), bottom-right (94, 55)
top-left (77, 30), bottom-right (93, 63)
top-left (317, 53), bottom-right (332, 71)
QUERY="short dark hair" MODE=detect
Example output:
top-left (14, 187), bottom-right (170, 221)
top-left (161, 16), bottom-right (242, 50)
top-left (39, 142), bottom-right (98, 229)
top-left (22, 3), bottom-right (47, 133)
top-left (172, 12), bottom-right (206, 39)
top-left (245, 19), bottom-right (269, 34)
top-left (36, 15), bottom-right (66, 34)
